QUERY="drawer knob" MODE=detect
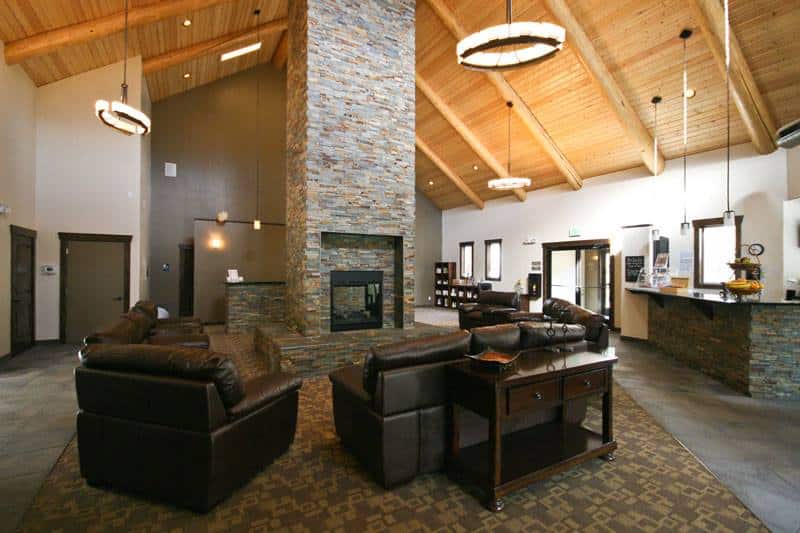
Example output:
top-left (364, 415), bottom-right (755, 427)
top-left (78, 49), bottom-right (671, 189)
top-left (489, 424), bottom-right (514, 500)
top-left (584, 380), bottom-right (592, 387)
top-left (533, 392), bottom-right (542, 400)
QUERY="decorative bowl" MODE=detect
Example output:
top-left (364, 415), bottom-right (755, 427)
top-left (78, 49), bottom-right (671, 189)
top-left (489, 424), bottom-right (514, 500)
top-left (464, 349), bottom-right (520, 373)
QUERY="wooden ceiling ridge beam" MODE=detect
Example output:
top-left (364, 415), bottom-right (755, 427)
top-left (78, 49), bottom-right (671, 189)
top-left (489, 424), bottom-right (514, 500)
top-left (687, 0), bottom-right (777, 154)
top-left (416, 136), bottom-right (485, 209)
top-left (142, 18), bottom-right (288, 75)
top-left (4, 0), bottom-right (232, 65)
top-left (542, 0), bottom-right (665, 175)
top-left (417, 73), bottom-right (526, 202)
top-left (423, 0), bottom-right (583, 191)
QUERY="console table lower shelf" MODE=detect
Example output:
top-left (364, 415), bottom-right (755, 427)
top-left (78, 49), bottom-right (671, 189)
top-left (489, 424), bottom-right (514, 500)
top-left (446, 349), bottom-right (618, 511)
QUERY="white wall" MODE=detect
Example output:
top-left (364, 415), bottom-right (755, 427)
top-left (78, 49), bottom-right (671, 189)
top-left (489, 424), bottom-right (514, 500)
top-left (35, 58), bottom-right (144, 340)
top-left (443, 144), bottom-right (788, 308)
top-left (789, 148), bottom-right (800, 200)
top-left (0, 41), bottom-right (37, 355)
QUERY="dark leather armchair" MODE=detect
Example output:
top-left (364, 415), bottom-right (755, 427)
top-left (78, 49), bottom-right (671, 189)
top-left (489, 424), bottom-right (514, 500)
top-left (329, 328), bottom-right (587, 488)
top-left (539, 298), bottom-right (609, 348)
top-left (75, 343), bottom-right (302, 512)
top-left (458, 291), bottom-right (520, 329)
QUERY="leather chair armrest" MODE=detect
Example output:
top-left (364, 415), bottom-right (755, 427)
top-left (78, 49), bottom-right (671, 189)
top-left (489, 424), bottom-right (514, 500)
top-left (228, 372), bottom-right (303, 421)
top-left (147, 334), bottom-right (210, 349)
top-left (329, 365), bottom-right (371, 404)
top-left (458, 303), bottom-right (480, 313)
top-left (485, 306), bottom-right (518, 315)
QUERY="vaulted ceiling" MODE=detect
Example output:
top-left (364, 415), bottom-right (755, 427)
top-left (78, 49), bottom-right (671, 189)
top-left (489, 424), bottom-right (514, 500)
top-left (1, 0), bottom-right (798, 210)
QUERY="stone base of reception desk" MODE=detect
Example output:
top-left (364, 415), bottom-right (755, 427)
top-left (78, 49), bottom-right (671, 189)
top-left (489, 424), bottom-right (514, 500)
top-left (643, 294), bottom-right (799, 400)
top-left (225, 282), bottom-right (286, 334)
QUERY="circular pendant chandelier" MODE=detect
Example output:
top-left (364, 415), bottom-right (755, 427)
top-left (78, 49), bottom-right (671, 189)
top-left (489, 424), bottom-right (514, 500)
top-left (489, 101), bottom-right (531, 191)
top-left (94, 0), bottom-right (151, 136)
top-left (457, 0), bottom-right (565, 71)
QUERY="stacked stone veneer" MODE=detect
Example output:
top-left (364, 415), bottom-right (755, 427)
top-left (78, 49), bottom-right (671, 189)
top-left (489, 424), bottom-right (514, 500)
top-left (225, 283), bottom-right (286, 334)
top-left (286, 0), bottom-right (416, 336)
top-left (321, 233), bottom-right (401, 331)
top-left (648, 298), bottom-right (800, 399)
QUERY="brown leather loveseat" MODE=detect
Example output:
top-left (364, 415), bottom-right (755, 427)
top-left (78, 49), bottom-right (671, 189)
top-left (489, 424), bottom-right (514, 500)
top-left (75, 342), bottom-right (302, 511)
top-left (329, 325), bottom-right (593, 488)
top-left (457, 291), bottom-right (520, 329)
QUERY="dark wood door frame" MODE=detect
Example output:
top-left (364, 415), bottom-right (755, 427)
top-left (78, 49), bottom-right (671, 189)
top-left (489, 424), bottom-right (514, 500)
top-left (178, 243), bottom-right (195, 318)
top-left (542, 239), bottom-right (613, 325)
top-left (59, 232), bottom-right (132, 344)
top-left (10, 225), bottom-right (37, 356)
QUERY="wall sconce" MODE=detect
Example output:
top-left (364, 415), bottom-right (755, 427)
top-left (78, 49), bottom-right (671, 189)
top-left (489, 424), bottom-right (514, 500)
top-left (209, 236), bottom-right (223, 250)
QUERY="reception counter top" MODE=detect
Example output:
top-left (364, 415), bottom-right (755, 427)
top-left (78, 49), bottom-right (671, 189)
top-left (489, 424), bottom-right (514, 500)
top-left (628, 287), bottom-right (799, 306)
top-left (225, 280), bottom-right (287, 286)
top-left (627, 287), bottom-right (799, 400)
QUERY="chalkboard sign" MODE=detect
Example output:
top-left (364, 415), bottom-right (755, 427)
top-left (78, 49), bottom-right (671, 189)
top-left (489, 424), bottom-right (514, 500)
top-left (625, 255), bottom-right (645, 282)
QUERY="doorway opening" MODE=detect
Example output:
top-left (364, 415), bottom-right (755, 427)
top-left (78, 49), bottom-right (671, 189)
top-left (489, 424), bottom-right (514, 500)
top-left (179, 244), bottom-right (194, 317)
top-left (59, 233), bottom-right (131, 343)
top-left (542, 239), bottom-right (613, 325)
top-left (10, 225), bottom-right (37, 355)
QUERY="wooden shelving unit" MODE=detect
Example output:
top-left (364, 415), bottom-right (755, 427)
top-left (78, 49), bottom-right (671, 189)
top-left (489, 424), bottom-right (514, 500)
top-left (435, 262), bottom-right (480, 309)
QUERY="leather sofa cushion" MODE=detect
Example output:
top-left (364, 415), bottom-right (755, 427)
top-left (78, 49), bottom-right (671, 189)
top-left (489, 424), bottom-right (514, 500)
top-left (519, 322), bottom-right (586, 349)
top-left (79, 343), bottom-right (246, 407)
top-left (469, 324), bottom-right (521, 354)
top-left (363, 331), bottom-right (471, 396)
top-left (479, 291), bottom-right (519, 308)
top-left (228, 372), bottom-right (303, 420)
top-left (147, 334), bottom-right (210, 349)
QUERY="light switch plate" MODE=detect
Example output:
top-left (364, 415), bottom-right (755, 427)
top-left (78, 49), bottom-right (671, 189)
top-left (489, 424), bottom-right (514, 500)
top-left (165, 162), bottom-right (177, 177)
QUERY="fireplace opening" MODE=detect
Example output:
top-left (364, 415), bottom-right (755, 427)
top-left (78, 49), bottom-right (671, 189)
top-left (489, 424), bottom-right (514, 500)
top-left (330, 271), bottom-right (383, 332)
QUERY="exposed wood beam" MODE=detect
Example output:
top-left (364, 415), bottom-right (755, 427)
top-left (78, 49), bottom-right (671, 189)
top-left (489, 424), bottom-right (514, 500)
top-left (4, 0), bottom-right (231, 65)
top-left (543, 0), bottom-right (664, 175)
top-left (271, 31), bottom-right (288, 69)
top-left (424, 0), bottom-right (583, 191)
top-left (416, 136), bottom-right (485, 209)
top-left (688, 0), bottom-right (777, 154)
top-left (417, 73), bottom-right (526, 202)
top-left (142, 18), bottom-right (287, 75)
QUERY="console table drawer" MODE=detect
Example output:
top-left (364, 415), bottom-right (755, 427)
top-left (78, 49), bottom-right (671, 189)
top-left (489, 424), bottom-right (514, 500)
top-left (564, 369), bottom-right (607, 399)
top-left (507, 379), bottom-right (560, 414)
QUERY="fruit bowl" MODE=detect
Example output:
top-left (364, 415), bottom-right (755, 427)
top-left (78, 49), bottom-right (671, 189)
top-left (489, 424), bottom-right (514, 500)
top-left (725, 280), bottom-right (764, 296)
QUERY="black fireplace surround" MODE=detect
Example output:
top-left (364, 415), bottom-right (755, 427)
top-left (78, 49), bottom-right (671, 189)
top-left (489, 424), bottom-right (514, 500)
top-left (330, 271), bottom-right (383, 332)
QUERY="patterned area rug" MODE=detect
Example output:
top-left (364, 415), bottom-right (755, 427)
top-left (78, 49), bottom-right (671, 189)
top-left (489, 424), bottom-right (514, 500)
top-left (18, 372), bottom-right (765, 531)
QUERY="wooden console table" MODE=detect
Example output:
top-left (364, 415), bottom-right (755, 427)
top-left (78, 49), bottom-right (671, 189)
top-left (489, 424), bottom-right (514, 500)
top-left (446, 348), bottom-right (618, 511)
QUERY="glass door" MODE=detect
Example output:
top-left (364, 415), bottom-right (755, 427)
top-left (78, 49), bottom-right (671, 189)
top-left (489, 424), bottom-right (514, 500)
top-left (544, 241), bottom-right (613, 324)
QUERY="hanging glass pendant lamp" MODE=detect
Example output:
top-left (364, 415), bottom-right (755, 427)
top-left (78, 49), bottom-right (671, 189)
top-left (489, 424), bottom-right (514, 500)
top-left (94, 0), bottom-right (151, 136)
top-left (253, 10), bottom-right (263, 231)
top-left (722, 0), bottom-right (736, 226)
top-left (680, 29), bottom-right (692, 237)
top-left (488, 101), bottom-right (531, 190)
top-left (651, 94), bottom-right (661, 178)
top-left (457, 0), bottom-right (565, 71)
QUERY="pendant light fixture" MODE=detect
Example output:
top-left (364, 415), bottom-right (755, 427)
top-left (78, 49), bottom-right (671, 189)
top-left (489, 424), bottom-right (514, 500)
top-left (253, 10), bottom-right (262, 231)
top-left (457, 0), bottom-right (565, 71)
top-left (489, 101), bottom-right (531, 191)
top-left (651, 95), bottom-right (661, 179)
top-left (94, 0), bottom-right (151, 136)
top-left (722, 0), bottom-right (736, 226)
top-left (680, 29), bottom-right (692, 237)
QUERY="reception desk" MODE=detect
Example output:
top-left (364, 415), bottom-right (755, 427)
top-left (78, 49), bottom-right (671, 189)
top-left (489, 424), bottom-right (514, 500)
top-left (628, 288), bottom-right (799, 400)
top-left (225, 281), bottom-right (286, 334)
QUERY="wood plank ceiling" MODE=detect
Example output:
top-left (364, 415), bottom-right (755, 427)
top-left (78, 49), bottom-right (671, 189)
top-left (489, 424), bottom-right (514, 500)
top-left (0, 0), bottom-right (797, 209)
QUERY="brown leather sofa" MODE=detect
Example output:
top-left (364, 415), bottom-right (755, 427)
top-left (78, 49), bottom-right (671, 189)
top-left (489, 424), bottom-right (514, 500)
top-left (329, 326), bottom-right (591, 488)
top-left (457, 291), bottom-right (520, 329)
top-left (75, 342), bottom-right (302, 511)
top-left (84, 303), bottom-right (209, 349)
top-left (131, 300), bottom-right (204, 335)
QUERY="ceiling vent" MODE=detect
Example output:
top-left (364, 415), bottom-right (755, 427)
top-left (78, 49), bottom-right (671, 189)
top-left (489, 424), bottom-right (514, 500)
top-left (777, 119), bottom-right (800, 149)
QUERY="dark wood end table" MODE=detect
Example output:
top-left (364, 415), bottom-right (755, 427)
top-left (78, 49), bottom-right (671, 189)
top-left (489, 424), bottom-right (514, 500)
top-left (446, 348), bottom-right (618, 512)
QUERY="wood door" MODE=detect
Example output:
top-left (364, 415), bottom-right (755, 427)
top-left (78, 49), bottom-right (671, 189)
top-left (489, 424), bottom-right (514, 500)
top-left (60, 234), bottom-right (131, 343)
top-left (179, 244), bottom-right (194, 317)
top-left (10, 225), bottom-right (36, 355)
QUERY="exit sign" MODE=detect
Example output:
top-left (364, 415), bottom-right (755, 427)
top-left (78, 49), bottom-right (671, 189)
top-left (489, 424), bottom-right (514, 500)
top-left (569, 227), bottom-right (581, 237)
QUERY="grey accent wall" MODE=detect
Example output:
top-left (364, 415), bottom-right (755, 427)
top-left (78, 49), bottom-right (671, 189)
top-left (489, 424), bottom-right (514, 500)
top-left (149, 64), bottom-right (286, 315)
top-left (415, 189), bottom-right (442, 306)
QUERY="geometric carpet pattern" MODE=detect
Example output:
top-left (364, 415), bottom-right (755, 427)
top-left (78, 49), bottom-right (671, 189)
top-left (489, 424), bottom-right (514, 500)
top-left (19, 372), bottom-right (766, 532)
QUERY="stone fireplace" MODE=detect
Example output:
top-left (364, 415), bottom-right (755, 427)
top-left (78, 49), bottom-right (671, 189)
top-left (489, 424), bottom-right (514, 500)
top-left (329, 270), bottom-right (383, 332)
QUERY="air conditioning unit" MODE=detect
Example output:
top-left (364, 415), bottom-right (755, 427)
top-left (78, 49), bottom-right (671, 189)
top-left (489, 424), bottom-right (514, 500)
top-left (777, 119), bottom-right (800, 149)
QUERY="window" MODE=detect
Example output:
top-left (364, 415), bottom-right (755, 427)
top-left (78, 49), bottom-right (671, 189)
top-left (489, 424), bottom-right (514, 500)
top-left (485, 239), bottom-right (502, 281)
top-left (693, 216), bottom-right (742, 289)
top-left (459, 241), bottom-right (474, 279)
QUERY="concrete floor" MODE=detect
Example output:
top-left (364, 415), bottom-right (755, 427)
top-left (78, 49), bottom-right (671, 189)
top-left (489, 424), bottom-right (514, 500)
top-left (1, 315), bottom-right (798, 532)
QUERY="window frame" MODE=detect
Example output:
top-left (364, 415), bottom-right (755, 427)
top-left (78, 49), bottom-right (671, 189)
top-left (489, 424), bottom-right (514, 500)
top-left (459, 241), bottom-right (474, 280)
top-left (693, 216), bottom-right (743, 289)
top-left (484, 238), bottom-right (502, 281)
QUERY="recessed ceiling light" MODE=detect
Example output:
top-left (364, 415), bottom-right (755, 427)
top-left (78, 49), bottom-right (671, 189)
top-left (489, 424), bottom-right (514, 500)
top-left (220, 42), bottom-right (262, 62)
top-left (183, 72), bottom-right (191, 79)
top-left (472, 164), bottom-right (479, 171)
top-left (182, 19), bottom-right (192, 27)
top-left (428, 180), bottom-right (434, 186)
top-left (685, 88), bottom-right (696, 99)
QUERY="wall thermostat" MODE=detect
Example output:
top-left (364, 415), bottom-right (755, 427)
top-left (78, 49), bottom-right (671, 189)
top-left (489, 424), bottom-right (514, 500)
top-left (40, 265), bottom-right (57, 275)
